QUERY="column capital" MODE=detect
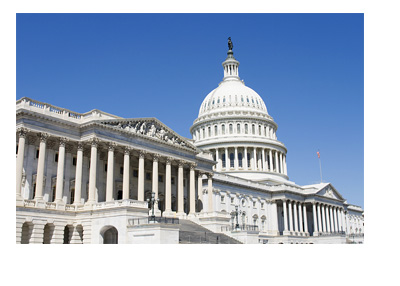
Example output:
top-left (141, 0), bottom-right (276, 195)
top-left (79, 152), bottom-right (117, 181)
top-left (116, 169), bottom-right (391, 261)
top-left (77, 142), bottom-right (84, 151)
top-left (206, 172), bottom-right (214, 178)
top-left (189, 163), bottom-right (197, 170)
top-left (107, 142), bottom-right (117, 151)
top-left (165, 156), bottom-right (173, 165)
top-left (38, 132), bottom-right (50, 143)
top-left (88, 137), bottom-right (99, 147)
top-left (177, 160), bottom-right (185, 167)
top-left (152, 153), bottom-right (161, 162)
top-left (59, 137), bottom-right (68, 147)
top-left (17, 127), bottom-right (28, 138)
top-left (139, 150), bottom-right (146, 158)
top-left (124, 146), bottom-right (132, 155)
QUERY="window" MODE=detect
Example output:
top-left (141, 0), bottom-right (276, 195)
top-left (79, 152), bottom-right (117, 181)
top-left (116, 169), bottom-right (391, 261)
top-left (55, 153), bottom-right (58, 162)
top-left (120, 167), bottom-right (123, 175)
top-left (237, 124), bottom-right (240, 134)
top-left (171, 177), bottom-right (175, 185)
top-left (70, 188), bottom-right (75, 204)
top-left (221, 196), bottom-right (225, 203)
top-left (245, 124), bottom-right (248, 134)
top-left (223, 97), bottom-right (226, 103)
top-left (261, 202), bottom-right (264, 209)
top-left (208, 126), bottom-right (211, 137)
top-left (229, 124), bottom-right (233, 134)
top-left (247, 97), bottom-right (249, 103)
top-left (202, 128), bottom-right (205, 139)
top-left (264, 126), bottom-right (267, 136)
top-left (158, 175), bottom-right (163, 182)
top-left (217, 98), bottom-right (220, 104)
top-left (133, 169), bottom-right (138, 177)
top-left (104, 164), bottom-right (107, 172)
top-left (222, 154), bottom-right (226, 168)
top-left (52, 186), bottom-right (56, 202)
top-left (238, 153), bottom-right (243, 168)
top-left (214, 125), bottom-right (218, 136)
top-left (231, 197), bottom-right (234, 204)
top-left (253, 201), bottom-right (256, 207)
top-left (32, 183), bottom-right (36, 200)
top-left (247, 153), bottom-right (251, 167)
top-left (72, 157), bottom-right (77, 166)
top-left (259, 125), bottom-right (261, 135)
top-left (117, 190), bottom-right (122, 200)
top-left (146, 172), bottom-right (151, 180)
top-left (36, 149), bottom-right (39, 158)
top-left (252, 124), bottom-right (255, 134)
top-left (222, 125), bottom-right (225, 135)
top-left (230, 153), bottom-right (234, 168)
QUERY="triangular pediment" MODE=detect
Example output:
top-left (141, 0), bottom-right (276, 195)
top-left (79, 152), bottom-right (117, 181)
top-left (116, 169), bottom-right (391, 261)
top-left (99, 118), bottom-right (198, 152)
top-left (317, 184), bottom-right (344, 201)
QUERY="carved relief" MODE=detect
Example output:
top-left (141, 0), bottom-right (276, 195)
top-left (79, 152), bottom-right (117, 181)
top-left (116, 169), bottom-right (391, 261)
top-left (102, 120), bottom-right (193, 149)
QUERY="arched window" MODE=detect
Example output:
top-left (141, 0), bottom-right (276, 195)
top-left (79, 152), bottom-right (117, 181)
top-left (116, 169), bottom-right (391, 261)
top-left (238, 153), bottom-right (243, 168)
top-left (229, 124), bottom-right (233, 134)
top-left (237, 124), bottom-right (240, 134)
top-left (229, 153), bottom-right (234, 168)
top-left (259, 125), bottom-right (261, 135)
top-left (247, 153), bottom-right (251, 167)
top-left (101, 226), bottom-right (118, 244)
top-left (217, 97), bottom-right (220, 104)
top-left (214, 125), bottom-right (218, 136)
top-left (70, 188), bottom-right (75, 204)
top-left (223, 97), bottom-right (226, 103)
top-left (202, 128), bottom-right (205, 139)
top-left (208, 126), bottom-right (211, 137)
top-left (245, 124), bottom-right (248, 134)
top-left (222, 154), bottom-right (226, 168)
top-left (252, 124), bottom-right (255, 134)
top-left (222, 124), bottom-right (225, 135)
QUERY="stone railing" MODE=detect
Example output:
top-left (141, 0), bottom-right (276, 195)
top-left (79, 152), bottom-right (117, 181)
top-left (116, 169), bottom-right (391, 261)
top-left (16, 97), bottom-right (119, 122)
top-left (93, 199), bottom-right (148, 210)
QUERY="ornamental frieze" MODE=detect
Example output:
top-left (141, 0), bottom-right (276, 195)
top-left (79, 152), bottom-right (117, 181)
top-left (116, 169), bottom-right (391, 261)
top-left (101, 119), bottom-right (197, 151)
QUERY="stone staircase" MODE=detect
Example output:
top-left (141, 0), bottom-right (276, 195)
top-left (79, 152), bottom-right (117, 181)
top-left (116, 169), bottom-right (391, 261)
top-left (178, 219), bottom-right (242, 244)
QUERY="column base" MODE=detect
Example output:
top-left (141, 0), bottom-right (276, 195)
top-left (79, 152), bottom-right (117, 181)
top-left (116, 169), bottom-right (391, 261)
top-left (176, 212), bottom-right (187, 219)
top-left (162, 210), bottom-right (176, 218)
top-left (283, 231), bottom-right (292, 236)
top-left (313, 232), bottom-right (319, 237)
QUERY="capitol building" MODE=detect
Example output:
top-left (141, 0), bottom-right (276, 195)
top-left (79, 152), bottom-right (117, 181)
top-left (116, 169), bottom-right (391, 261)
top-left (15, 42), bottom-right (364, 244)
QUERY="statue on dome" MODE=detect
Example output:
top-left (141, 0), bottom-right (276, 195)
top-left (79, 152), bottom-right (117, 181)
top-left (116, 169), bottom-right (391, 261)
top-left (228, 37), bottom-right (233, 50)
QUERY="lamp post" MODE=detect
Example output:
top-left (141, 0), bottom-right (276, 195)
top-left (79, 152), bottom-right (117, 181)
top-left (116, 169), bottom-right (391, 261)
top-left (231, 205), bottom-right (245, 230)
top-left (147, 192), bottom-right (159, 222)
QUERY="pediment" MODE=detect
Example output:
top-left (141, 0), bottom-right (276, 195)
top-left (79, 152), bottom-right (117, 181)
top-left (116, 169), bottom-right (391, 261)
top-left (317, 184), bottom-right (344, 201)
top-left (99, 118), bottom-right (198, 152)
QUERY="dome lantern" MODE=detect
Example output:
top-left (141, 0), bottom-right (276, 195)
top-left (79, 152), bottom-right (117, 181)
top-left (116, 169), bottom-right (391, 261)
top-left (222, 37), bottom-right (240, 81)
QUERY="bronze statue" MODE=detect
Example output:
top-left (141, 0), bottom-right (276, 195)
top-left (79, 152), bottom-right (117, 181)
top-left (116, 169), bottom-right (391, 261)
top-left (228, 37), bottom-right (233, 50)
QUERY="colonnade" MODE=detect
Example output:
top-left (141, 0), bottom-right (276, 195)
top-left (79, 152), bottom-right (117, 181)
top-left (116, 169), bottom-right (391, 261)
top-left (16, 128), bottom-right (214, 215)
top-left (311, 202), bottom-right (346, 236)
top-left (281, 199), bottom-right (309, 236)
top-left (211, 146), bottom-right (287, 175)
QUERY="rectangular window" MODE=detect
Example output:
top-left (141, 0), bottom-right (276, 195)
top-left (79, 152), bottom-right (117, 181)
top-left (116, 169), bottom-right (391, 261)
top-left (146, 172), bottom-right (151, 180)
top-left (133, 169), bottom-right (138, 177)
top-left (221, 195), bottom-right (225, 202)
top-left (158, 175), bottom-right (163, 182)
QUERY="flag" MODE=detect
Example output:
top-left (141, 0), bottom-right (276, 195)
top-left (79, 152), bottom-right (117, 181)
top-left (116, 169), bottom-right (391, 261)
top-left (317, 151), bottom-right (320, 158)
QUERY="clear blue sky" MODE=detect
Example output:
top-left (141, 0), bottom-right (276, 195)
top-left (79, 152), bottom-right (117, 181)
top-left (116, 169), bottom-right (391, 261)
top-left (16, 13), bottom-right (364, 208)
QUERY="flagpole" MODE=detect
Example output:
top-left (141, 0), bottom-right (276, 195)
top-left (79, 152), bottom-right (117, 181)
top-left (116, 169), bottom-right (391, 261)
top-left (318, 150), bottom-right (322, 183)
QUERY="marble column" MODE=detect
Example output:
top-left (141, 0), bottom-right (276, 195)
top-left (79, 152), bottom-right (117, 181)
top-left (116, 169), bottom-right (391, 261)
top-left (123, 147), bottom-right (131, 200)
top-left (321, 205), bottom-right (326, 232)
top-left (253, 148), bottom-right (257, 170)
top-left (338, 208), bottom-right (343, 232)
top-left (317, 203), bottom-right (323, 233)
top-left (55, 137), bottom-right (68, 203)
top-left (16, 128), bottom-right (28, 200)
top-left (303, 204), bottom-right (308, 235)
top-left (329, 206), bottom-right (335, 233)
top-left (279, 152), bottom-right (283, 174)
top-left (283, 155), bottom-right (287, 175)
top-left (152, 154), bottom-right (160, 211)
top-left (74, 143), bottom-right (84, 204)
top-left (288, 200), bottom-right (293, 232)
top-left (282, 200), bottom-right (289, 234)
top-left (35, 133), bottom-right (49, 201)
top-left (138, 151), bottom-right (145, 201)
top-left (105, 143), bottom-right (115, 202)
top-left (312, 202), bottom-right (318, 236)
top-left (293, 201), bottom-right (298, 233)
top-left (244, 147), bottom-right (248, 170)
top-left (225, 148), bottom-right (229, 170)
top-left (268, 149), bottom-right (273, 172)
top-left (234, 147), bottom-right (238, 170)
top-left (298, 202), bottom-right (303, 233)
top-left (189, 164), bottom-right (196, 215)
top-left (207, 173), bottom-right (213, 213)
top-left (87, 138), bottom-right (99, 204)
top-left (164, 157), bottom-right (172, 213)
top-left (177, 161), bottom-right (184, 215)
top-left (215, 148), bottom-right (220, 171)
top-left (333, 207), bottom-right (338, 233)
top-left (326, 205), bottom-right (331, 233)
top-left (274, 151), bottom-right (279, 173)
top-left (198, 172), bottom-right (203, 211)
top-left (262, 149), bottom-right (266, 171)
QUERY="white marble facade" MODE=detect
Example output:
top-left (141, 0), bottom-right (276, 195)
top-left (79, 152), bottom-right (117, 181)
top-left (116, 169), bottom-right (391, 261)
top-left (15, 46), bottom-right (363, 244)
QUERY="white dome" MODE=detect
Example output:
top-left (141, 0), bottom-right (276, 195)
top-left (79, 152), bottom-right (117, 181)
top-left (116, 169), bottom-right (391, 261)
top-left (198, 80), bottom-right (269, 117)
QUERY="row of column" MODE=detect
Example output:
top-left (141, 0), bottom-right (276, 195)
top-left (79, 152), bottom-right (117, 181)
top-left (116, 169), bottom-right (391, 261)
top-left (213, 146), bottom-right (287, 175)
top-left (311, 202), bottom-right (346, 235)
top-left (282, 200), bottom-right (309, 235)
top-left (16, 129), bottom-right (215, 215)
